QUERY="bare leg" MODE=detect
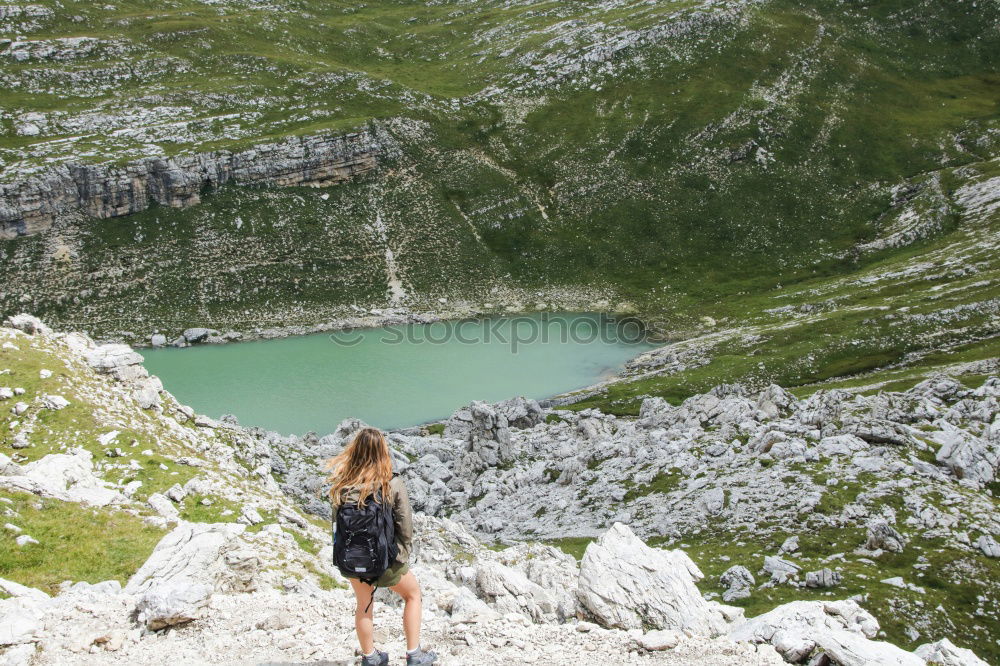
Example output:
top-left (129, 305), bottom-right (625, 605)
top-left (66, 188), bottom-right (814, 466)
top-left (349, 578), bottom-right (376, 654)
top-left (390, 571), bottom-right (422, 651)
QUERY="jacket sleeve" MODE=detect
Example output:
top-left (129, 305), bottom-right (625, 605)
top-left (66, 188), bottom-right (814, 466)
top-left (392, 478), bottom-right (414, 562)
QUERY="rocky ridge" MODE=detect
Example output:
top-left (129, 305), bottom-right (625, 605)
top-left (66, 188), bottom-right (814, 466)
top-left (0, 131), bottom-right (378, 239)
top-left (2, 318), bottom-right (993, 665)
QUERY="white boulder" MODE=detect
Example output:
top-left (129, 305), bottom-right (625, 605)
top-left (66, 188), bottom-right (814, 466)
top-left (0, 598), bottom-right (43, 646)
top-left (729, 600), bottom-right (921, 665)
top-left (915, 638), bottom-right (989, 666)
top-left (933, 422), bottom-right (999, 486)
top-left (577, 523), bottom-right (728, 635)
top-left (0, 449), bottom-right (123, 506)
top-left (126, 522), bottom-right (247, 629)
top-left (3, 314), bottom-right (50, 335)
top-left (976, 534), bottom-right (1000, 558)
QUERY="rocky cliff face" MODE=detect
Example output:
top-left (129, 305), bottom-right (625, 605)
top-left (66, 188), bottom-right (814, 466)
top-left (0, 131), bottom-right (378, 239)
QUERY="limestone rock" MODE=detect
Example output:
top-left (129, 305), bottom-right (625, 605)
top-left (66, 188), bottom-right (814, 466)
top-left (779, 536), bottom-right (799, 554)
top-left (805, 568), bottom-right (842, 588)
top-left (975, 534), bottom-right (1000, 558)
top-left (165, 484), bottom-right (187, 503)
top-left (125, 522), bottom-right (247, 595)
top-left (720, 565), bottom-right (755, 602)
top-left (84, 344), bottom-right (144, 374)
top-left (577, 523), bottom-right (728, 635)
top-left (147, 493), bottom-right (180, 522)
top-left (494, 396), bottom-right (545, 429)
top-left (729, 600), bottom-right (921, 665)
top-left (134, 580), bottom-right (212, 630)
top-left (0, 578), bottom-right (48, 602)
top-left (934, 422), bottom-right (1000, 486)
top-left (39, 394), bottom-right (69, 410)
top-left (914, 638), bottom-right (989, 666)
top-left (1, 131), bottom-right (378, 239)
top-left (865, 520), bottom-right (906, 553)
top-left (762, 556), bottom-right (801, 584)
top-left (449, 586), bottom-right (499, 624)
top-left (182, 328), bottom-right (220, 344)
top-left (0, 598), bottom-right (42, 646)
top-left (3, 314), bottom-right (50, 335)
top-left (635, 629), bottom-right (683, 651)
top-left (0, 448), bottom-right (123, 506)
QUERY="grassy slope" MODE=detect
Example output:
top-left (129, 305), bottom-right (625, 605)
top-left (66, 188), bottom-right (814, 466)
top-left (0, 328), bottom-right (335, 592)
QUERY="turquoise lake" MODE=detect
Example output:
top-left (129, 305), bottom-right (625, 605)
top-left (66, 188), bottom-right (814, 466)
top-left (141, 313), bottom-right (656, 435)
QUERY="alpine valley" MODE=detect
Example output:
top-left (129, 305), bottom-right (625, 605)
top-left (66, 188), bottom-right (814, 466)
top-left (1, 0), bottom-right (999, 664)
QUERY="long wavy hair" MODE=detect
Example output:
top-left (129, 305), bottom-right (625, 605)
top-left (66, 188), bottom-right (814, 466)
top-left (326, 427), bottom-right (393, 507)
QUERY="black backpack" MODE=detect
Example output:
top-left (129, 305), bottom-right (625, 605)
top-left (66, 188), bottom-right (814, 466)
top-left (333, 485), bottom-right (399, 586)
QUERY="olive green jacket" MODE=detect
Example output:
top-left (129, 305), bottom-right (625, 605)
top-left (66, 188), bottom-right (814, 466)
top-left (332, 476), bottom-right (413, 565)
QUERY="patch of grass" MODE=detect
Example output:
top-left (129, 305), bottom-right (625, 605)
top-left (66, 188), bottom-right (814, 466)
top-left (291, 530), bottom-right (321, 556)
top-left (179, 494), bottom-right (240, 523)
top-left (546, 536), bottom-right (593, 561)
top-left (624, 469), bottom-right (683, 502)
top-left (0, 491), bottom-right (164, 595)
top-left (424, 423), bottom-right (445, 436)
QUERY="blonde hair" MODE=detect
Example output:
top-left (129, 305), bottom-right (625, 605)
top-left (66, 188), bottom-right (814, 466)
top-left (326, 427), bottom-right (393, 507)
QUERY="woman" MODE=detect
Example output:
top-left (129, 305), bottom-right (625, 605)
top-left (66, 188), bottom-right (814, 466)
top-left (327, 427), bottom-right (438, 666)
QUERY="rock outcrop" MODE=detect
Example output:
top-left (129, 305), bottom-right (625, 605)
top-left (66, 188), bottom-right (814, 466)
top-left (125, 522), bottom-right (250, 629)
top-left (577, 523), bottom-right (731, 635)
top-left (729, 600), bottom-right (922, 665)
top-left (0, 131), bottom-right (378, 239)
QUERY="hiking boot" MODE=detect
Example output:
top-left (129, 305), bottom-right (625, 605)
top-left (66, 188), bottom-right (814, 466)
top-left (406, 648), bottom-right (438, 665)
top-left (361, 649), bottom-right (389, 666)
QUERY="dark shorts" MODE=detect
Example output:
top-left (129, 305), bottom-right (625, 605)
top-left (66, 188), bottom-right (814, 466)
top-left (349, 560), bottom-right (408, 588)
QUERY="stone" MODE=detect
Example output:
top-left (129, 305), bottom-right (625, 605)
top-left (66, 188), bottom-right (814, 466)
top-left (729, 600), bottom-right (921, 666)
top-left (0, 388), bottom-right (11, 401)
top-left (150, 333), bottom-right (167, 347)
top-left (762, 556), bottom-right (801, 584)
top-left (125, 522), bottom-right (247, 595)
top-left (699, 487), bottom-right (726, 515)
top-left (0, 598), bottom-right (42, 646)
top-left (165, 484), bottom-right (187, 503)
top-left (635, 629), bottom-right (682, 650)
top-left (84, 344), bottom-right (144, 374)
top-left (577, 523), bottom-right (727, 635)
top-left (915, 638), bottom-right (990, 666)
top-left (865, 520), bottom-right (906, 553)
top-left (2, 314), bottom-right (50, 335)
top-left (14, 535), bottom-right (38, 547)
top-left (779, 536), bottom-right (799, 554)
top-left (494, 396), bottom-right (545, 429)
top-left (39, 394), bottom-right (69, 410)
top-left (148, 493), bottom-right (180, 522)
top-left (0, 448), bottom-right (122, 506)
top-left (449, 586), bottom-right (499, 624)
top-left (238, 506), bottom-right (264, 525)
top-left (0, 579), bottom-right (47, 602)
top-left (976, 534), bottom-right (1000, 558)
top-left (182, 328), bottom-right (220, 344)
top-left (0, 454), bottom-right (19, 475)
top-left (720, 565), bottom-right (755, 602)
top-left (134, 580), bottom-right (212, 630)
top-left (805, 568), bottom-right (842, 588)
top-left (934, 422), bottom-right (1000, 486)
